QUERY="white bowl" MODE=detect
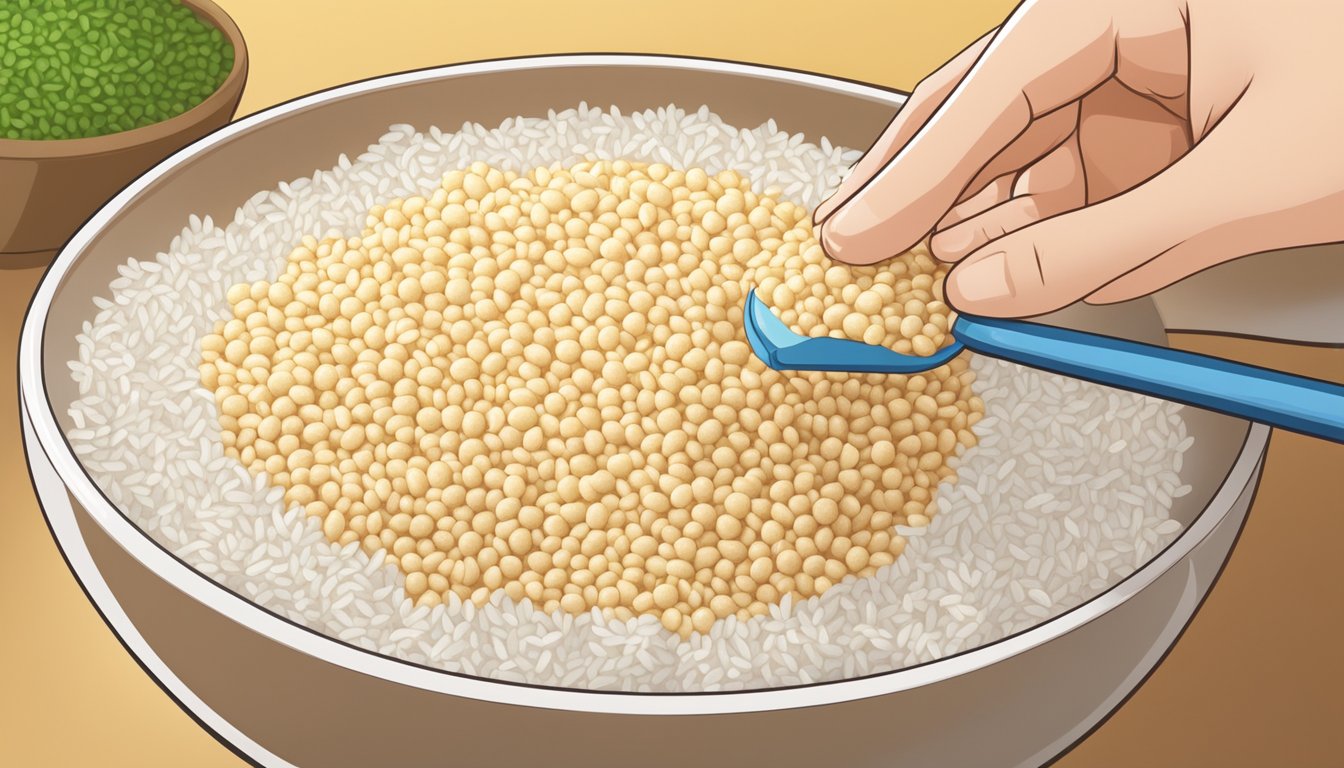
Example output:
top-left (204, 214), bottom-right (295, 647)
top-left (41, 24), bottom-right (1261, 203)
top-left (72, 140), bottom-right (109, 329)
top-left (19, 55), bottom-right (1268, 768)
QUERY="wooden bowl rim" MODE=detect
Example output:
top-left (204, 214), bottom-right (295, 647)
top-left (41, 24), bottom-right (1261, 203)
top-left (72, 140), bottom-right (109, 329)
top-left (0, 0), bottom-right (248, 159)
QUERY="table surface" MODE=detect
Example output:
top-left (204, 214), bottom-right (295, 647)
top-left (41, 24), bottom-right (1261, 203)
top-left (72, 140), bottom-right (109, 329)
top-left (3, 1), bottom-right (1342, 765)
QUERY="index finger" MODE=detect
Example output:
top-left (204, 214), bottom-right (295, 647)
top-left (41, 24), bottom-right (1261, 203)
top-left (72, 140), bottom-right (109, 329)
top-left (820, 0), bottom-right (1118, 265)
top-left (813, 29), bottom-right (996, 224)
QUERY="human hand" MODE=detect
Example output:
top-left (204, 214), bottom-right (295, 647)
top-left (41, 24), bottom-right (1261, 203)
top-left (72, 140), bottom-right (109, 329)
top-left (815, 0), bottom-right (1344, 318)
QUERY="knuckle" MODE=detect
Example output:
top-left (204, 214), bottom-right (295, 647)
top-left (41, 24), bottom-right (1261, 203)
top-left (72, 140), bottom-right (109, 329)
top-left (1020, 242), bottom-right (1051, 292)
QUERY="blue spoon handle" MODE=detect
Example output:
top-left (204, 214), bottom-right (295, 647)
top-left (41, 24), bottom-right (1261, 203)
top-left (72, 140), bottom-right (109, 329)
top-left (954, 316), bottom-right (1344, 443)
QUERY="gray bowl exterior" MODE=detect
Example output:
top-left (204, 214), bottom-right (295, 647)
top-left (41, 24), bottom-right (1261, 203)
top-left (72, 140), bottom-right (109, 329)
top-left (19, 56), bottom-right (1270, 768)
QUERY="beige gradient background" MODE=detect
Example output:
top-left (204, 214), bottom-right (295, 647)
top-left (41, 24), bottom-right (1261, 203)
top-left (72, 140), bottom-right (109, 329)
top-left (2, 1), bottom-right (1342, 765)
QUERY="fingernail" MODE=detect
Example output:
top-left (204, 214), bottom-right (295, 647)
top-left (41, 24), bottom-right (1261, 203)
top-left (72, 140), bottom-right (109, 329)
top-left (813, 197), bottom-right (836, 226)
top-left (821, 198), bottom-right (869, 249)
top-left (951, 252), bottom-right (1014, 304)
top-left (930, 226), bottom-right (975, 261)
top-left (818, 216), bottom-right (844, 260)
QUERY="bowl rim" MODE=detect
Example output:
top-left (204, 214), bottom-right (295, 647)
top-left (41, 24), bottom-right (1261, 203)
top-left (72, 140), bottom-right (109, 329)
top-left (17, 53), bottom-right (1269, 716)
top-left (0, 0), bottom-right (248, 158)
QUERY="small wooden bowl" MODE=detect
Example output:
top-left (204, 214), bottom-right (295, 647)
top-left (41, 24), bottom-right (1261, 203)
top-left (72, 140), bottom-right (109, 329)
top-left (0, 0), bottom-right (247, 267)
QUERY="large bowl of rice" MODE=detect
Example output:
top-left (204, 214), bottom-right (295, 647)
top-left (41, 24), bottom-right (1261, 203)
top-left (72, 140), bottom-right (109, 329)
top-left (19, 55), bottom-right (1269, 768)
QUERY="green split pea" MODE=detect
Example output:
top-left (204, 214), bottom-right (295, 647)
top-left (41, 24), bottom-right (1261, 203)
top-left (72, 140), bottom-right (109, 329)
top-left (0, 0), bottom-right (234, 140)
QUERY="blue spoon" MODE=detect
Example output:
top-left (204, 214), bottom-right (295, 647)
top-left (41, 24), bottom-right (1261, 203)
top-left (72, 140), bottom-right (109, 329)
top-left (743, 290), bottom-right (1344, 444)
